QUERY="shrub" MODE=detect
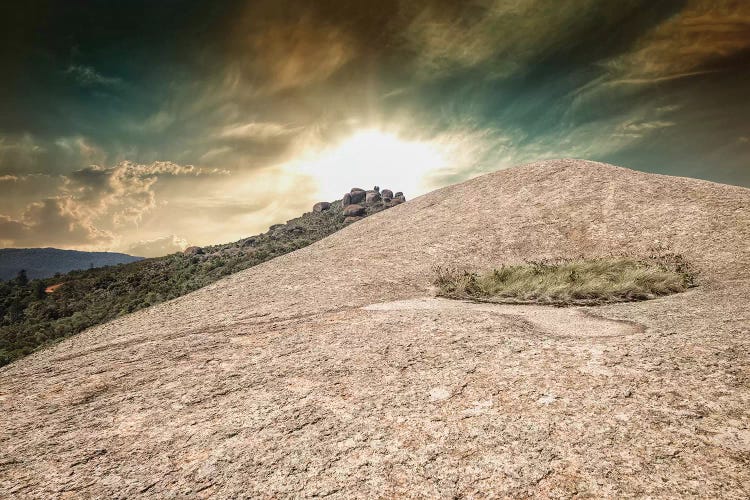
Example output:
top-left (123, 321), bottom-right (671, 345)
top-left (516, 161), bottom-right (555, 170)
top-left (434, 255), bottom-right (696, 306)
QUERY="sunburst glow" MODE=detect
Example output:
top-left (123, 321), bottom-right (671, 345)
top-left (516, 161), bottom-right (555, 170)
top-left (293, 129), bottom-right (447, 201)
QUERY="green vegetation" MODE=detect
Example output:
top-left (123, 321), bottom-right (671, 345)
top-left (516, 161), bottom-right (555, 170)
top-left (434, 254), bottom-right (696, 306)
top-left (0, 199), bottom-right (372, 366)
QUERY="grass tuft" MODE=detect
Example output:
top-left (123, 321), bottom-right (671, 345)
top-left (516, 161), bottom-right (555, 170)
top-left (434, 254), bottom-right (696, 306)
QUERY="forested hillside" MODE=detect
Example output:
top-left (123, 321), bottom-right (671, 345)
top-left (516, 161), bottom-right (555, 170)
top-left (1, 185), bottom-right (407, 366)
top-left (0, 198), bottom-right (363, 366)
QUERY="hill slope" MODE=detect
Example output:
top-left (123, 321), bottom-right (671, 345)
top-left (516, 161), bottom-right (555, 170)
top-left (0, 195), bottom-right (391, 366)
top-left (0, 248), bottom-right (143, 280)
top-left (1, 159), bottom-right (749, 497)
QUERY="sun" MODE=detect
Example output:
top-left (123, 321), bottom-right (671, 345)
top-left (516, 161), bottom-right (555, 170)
top-left (292, 129), bottom-right (447, 201)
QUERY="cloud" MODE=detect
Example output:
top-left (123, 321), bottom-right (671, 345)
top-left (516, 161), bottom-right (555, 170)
top-left (0, 134), bottom-right (47, 173)
top-left (218, 122), bottom-right (300, 140)
top-left (199, 147), bottom-right (233, 162)
top-left (65, 64), bottom-right (122, 87)
top-left (0, 215), bottom-right (27, 242)
top-left (0, 199), bottom-right (112, 248)
top-left (65, 160), bottom-right (229, 226)
top-left (0, 133), bottom-right (117, 177)
top-left (126, 234), bottom-right (188, 257)
top-left (125, 111), bottom-right (176, 134)
top-left (399, 0), bottom-right (739, 87)
top-left (604, 0), bottom-right (750, 82)
top-left (54, 136), bottom-right (108, 165)
top-left (0, 160), bottom-right (231, 251)
top-left (0, 173), bottom-right (69, 226)
top-left (231, 14), bottom-right (356, 92)
top-left (402, 0), bottom-right (608, 77)
top-left (615, 120), bottom-right (676, 138)
top-left (419, 127), bottom-right (514, 189)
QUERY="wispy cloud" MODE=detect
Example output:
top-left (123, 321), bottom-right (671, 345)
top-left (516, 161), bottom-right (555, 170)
top-left (124, 111), bottom-right (176, 134)
top-left (230, 13), bottom-right (356, 93)
top-left (619, 120), bottom-right (676, 135)
top-left (218, 122), bottom-right (300, 140)
top-left (604, 0), bottom-right (750, 81)
top-left (65, 64), bottom-right (122, 87)
top-left (402, 0), bottom-right (604, 77)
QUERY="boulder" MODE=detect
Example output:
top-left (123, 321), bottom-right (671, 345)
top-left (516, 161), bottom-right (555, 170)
top-left (183, 246), bottom-right (203, 256)
top-left (365, 191), bottom-right (382, 204)
top-left (381, 189), bottom-right (393, 199)
top-left (343, 204), bottom-right (365, 216)
top-left (313, 201), bottom-right (331, 213)
top-left (394, 192), bottom-right (404, 198)
top-left (374, 186), bottom-right (380, 193)
top-left (390, 197), bottom-right (405, 206)
top-left (342, 193), bottom-right (352, 206)
top-left (344, 216), bottom-right (363, 224)
top-left (241, 237), bottom-right (256, 247)
top-left (350, 189), bottom-right (366, 204)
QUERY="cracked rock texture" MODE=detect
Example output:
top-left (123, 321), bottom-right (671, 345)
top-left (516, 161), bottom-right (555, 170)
top-left (1, 159), bottom-right (749, 498)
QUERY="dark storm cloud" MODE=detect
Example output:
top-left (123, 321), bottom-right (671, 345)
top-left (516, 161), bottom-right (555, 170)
top-left (0, 0), bottom-right (748, 252)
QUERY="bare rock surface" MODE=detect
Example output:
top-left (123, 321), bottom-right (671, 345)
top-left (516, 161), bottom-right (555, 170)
top-left (343, 204), bottom-right (366, 217)
top-left (1, 159), bottom-right (749, 498)
top-left (312, 201), bottom-right (331, 213)
top-left (349, 189), bottom-right (366, 204)
top-left (182, 246), bottom-right (203, 256)
top-left (365, 191), bottom-right (382, 205)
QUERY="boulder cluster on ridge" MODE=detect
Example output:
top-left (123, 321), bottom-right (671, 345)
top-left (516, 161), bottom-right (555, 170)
top-left (315, 186), bottom-right (406, 224)
top-left (180, 186), bottom-right (407, 258)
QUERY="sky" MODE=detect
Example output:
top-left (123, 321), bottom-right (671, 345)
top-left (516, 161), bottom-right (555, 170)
top-left (0, 0), bottom-right (748, 256)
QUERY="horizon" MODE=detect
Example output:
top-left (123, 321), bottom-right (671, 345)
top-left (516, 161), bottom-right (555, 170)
top-left (1, 1), bottom-right (748, 256)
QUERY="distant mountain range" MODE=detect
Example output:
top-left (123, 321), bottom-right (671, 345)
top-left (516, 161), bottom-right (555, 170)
top-left (0, 248), bottom-right (143, 281)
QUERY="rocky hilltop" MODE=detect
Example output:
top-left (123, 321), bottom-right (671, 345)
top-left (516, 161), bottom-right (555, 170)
top-left (0, 185), bottom-right (406, 367)
top-left (179, 184), bottom-right (406, 259)
top-left (1, 159), bottom-right (749, 497)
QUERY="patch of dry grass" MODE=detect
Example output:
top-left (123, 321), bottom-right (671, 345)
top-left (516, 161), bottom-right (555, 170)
top-left (434, 254), bottom-right (696, 306)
